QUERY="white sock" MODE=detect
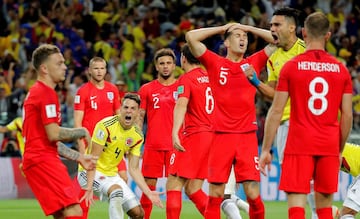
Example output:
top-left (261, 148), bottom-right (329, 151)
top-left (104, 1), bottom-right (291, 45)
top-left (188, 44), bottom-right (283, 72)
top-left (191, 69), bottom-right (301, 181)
top-left (109, 189), bottom-right (124, 219)
top-left (340, 214), bottom-right (355, 219)
top-left (221, 199), bottom-right (242, 219)
top-left (231, 194), bottom-right (249, 213)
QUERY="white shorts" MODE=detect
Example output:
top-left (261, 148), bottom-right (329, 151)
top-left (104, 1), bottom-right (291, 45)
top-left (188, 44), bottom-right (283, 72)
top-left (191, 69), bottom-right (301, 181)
top-left (343, 176), bottom-right (360, 212)
top-left (78, 170), bottom-right (140, 212)
top-left (276, 120), bottom-right (289, 164)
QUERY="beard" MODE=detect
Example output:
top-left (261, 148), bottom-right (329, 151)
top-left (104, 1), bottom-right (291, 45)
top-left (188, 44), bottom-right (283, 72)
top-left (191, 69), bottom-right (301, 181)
top-left (159, 73), bottom-right (171, 80)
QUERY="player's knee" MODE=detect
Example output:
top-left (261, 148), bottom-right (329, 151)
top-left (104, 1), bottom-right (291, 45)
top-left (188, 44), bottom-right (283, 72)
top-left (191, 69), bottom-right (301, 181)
top-left (64, 203), bottom-right (83, 217)
top-left (108, 185), bottom-right (123, 197)
top-left (127, 205), bottom-right (144, 219)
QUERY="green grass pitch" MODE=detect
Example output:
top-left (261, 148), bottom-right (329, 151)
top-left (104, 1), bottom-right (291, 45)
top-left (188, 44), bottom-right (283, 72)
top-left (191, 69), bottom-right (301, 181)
top-left (0, 199), bottom-right (357, 218)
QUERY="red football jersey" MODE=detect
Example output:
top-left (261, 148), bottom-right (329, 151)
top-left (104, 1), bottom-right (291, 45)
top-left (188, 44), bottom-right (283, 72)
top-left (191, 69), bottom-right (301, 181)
top-left (277, 50), bottom-right (353, 155)
top-left (177, 67), bottom-right (213, 134)
top-left (138, 79), bottom-right (178, 150)
top-left (22, 81), bottom-right (61, 169)
top-left (198, 49), bottom-right (268, 133)
top-left (74, 81), bottom-right (120, 134)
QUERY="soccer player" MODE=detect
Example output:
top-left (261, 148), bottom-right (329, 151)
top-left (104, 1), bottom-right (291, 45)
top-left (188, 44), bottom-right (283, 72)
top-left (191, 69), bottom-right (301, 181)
top-left (0, 117), bottom-right (24, 156)
top-left (186, 22), bottom-right (275, 219)
top-left (166, 44), bottom-right (214, 219)
top-left (78, 93), bottom-right (163, 219)
top-left (259, 12), bottom-right (353, 219)
top-left (137, 48), bottom-right (178, 219)
top-left (22, 44), bottom-right (97, 219)
top-left (339, 143), bottom-right (360, 219)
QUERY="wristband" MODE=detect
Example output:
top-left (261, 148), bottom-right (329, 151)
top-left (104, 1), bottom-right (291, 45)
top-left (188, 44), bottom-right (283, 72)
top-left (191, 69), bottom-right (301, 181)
top-left (249, 71), bottom-right (260, 87)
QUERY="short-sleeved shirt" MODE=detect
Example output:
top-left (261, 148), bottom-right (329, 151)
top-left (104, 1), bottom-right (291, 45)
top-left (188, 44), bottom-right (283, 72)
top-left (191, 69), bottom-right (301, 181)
top-left (177, 67), bottom-right (213, 134)
top-left (198, 49), bottom-right (268, 133)
top-left (267, 38), bottom-right (306, 121)
top-left (85, 115), bottom-right (143, 176)
top-left (22, 81), bottom-right (61, 169)
top-left (277, 50), bottom-right (352, 156)
top-left (138, 79), bottom-right (178, 150)
top-left (6, 117), bottom-right (24, 155)
top-left (74, 81), bottom-right (120, 135)
top-left (341, 143), bottom-right (360, 177)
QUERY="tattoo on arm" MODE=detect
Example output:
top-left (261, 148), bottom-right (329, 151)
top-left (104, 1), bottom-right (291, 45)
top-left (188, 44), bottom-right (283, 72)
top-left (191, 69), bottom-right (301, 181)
top-left (57, 141), bottom-right (80, 161)
top-left (58, 128), bottom-right (86, 142)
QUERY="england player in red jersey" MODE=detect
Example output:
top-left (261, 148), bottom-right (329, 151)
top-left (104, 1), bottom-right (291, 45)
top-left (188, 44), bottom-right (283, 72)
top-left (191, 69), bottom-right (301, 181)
top-left (73, 57), bottom-right (123, 218)
top-left (137, 48), bottom-right (178, 219)
top-left (186, 23), bottom-right (275, 219)
top-left (260, 12), bottom-right (353, 219)
top-left (166, 44), bottom-right (214, 219)
top-left (22, 44), bottom-right (97, 219)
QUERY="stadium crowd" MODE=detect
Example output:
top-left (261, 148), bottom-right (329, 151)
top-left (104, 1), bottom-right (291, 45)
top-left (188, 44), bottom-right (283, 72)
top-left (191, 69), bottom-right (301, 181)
top-left (0, 0), bottom-right (360, 155)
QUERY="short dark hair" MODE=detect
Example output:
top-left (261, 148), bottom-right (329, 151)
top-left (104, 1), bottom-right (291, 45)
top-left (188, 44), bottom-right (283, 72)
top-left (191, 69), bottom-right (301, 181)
top-left (181, 44), bottom-right (200, 64)
top-left (32, 44), bottom-right (61, 71)
top-left (122, 92), bottom-right (141, 106)
top-left (153, 48), bottom-right (176, 63)
top-left (273, 7), bottom-right (302, 27)
top-left (304, 12), bottom-right (330, 39)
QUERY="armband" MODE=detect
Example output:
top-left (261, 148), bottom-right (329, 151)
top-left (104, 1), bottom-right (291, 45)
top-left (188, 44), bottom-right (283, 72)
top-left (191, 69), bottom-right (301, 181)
top-left (249, 71), bottom-right (260, 87)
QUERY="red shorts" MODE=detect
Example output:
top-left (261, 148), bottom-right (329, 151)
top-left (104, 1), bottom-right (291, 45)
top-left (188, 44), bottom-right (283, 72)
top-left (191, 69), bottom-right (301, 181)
top-left (208, 132), bottom-right (260, 183)
top-left (142, 149), bottom-right (171, 178)
top-left (169, 131), bottom-right (213, 179)
top-left (117, 159), bottom-right (127, 171)
top-left (279, 155), bottom-right (339, 194)
top-left (24, 159), bottom-right (79, 216)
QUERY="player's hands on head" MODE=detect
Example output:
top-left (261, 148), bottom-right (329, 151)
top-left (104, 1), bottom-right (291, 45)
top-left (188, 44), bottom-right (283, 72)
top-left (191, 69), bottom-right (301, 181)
top-left (259, 151), bottom-right (272, 176)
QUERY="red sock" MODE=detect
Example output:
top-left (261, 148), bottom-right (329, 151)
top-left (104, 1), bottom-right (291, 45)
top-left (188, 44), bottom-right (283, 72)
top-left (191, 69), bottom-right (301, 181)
top-left (78, 189), bottom-right (89, 219)
top-left (316, 207), bottom-right (333, 219)
top-left (140, 185), bottom-right (156, 219)
top-left (166, 190), bottom-right (182, 219)
top-left (289, 207), bottom-right (305, 219)
top-left (188, 189), bottom-right (208, 216)
top-left (247, 195), bottom-right (265, 219)
top-left (65, 216), bottom-right (83, 219)
top-left (204, 196), bottom-right (223, 219)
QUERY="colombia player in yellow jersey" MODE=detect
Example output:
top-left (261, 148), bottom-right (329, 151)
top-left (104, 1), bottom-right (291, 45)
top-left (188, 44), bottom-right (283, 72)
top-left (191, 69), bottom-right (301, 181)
top-left (78, 93), bottom-right (163, 219)
top-left (340, 143), bottom-right (360, 219)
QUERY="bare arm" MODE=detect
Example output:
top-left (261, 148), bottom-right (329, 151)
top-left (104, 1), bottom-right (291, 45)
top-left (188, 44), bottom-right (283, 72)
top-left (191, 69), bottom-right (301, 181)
top-left (259, 91), bottom-right (288, 175)
top-left (172, 97), bottom-right (188, 152)
top-left (57, 141), bottom-right (97, 170)
top-left (0, 126), bottom-right (9, 133)
top-left (186, 23), bottom-right (234, 57)
top-left (44, 123), bottom-right (91, 145)
top-left (238, 24), bottom-right (274, 44)
top-left (74, 109), bottom-right (86, 153)
top-left (128, 153), bottom-right (163, 208)
top-left (340, 93), bottom-right (353, 152)
top-left (137, 108), bottom-right (146, 131)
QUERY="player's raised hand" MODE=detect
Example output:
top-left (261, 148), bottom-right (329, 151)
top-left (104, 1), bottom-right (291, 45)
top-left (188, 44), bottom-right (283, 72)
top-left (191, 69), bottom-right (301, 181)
top-left (80, 187), bottom-right (95, 207)
top-left (259, 151), bottom-right (272, 176)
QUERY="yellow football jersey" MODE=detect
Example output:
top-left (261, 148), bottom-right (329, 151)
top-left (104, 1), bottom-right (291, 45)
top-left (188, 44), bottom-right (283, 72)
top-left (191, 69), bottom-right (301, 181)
top-left (267, 38), bottom-right (306, 122)
top-left (6, 117), bottom-right (24, 156)
top-left (341, 143), bottom-right (360, 177)
top-left (82, 115), bottom-right (143, 176)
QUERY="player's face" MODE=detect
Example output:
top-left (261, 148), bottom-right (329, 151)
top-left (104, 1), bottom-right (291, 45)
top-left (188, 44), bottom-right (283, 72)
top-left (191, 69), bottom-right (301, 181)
top-left (89, 60), bottom-right (107, 83)
top-left (225, 29), bottom-right (248, 55)
top-left (119, 98), bottom-right (139, 130)
top-left (44, 53), bottom-right (67, 83)
top-left (155, 56), bottom-right (176, 80)
top-left (270, 15), bottom-right (295, 49)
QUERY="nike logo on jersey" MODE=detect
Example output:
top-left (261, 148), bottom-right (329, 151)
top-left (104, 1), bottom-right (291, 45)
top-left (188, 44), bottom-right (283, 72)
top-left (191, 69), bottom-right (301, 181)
top-left (152, 93), bottom-right (159, 97)
top-left (220, 67), bottom-right (229, 71)
top-left (90, 96), bottom-right (97, 100)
